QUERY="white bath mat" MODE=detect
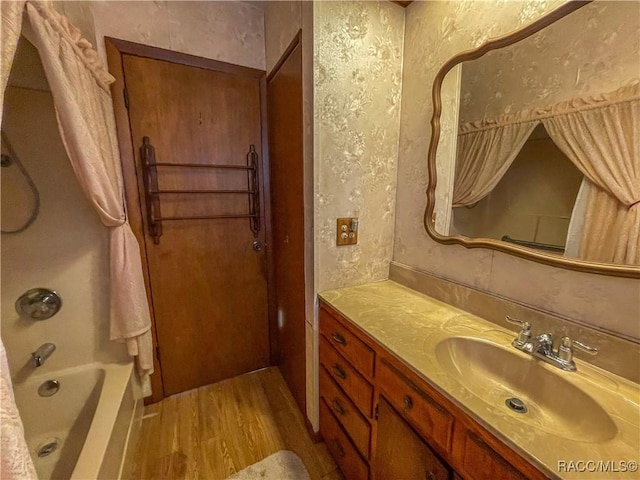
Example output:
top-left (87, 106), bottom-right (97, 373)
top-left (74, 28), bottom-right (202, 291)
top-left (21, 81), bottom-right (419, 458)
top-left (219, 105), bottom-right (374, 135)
top-left (225, 450), bottom-right (310, 480)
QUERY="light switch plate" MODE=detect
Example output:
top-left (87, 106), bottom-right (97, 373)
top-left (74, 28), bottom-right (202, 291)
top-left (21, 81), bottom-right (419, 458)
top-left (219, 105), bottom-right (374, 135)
top-left (336, 217), bottom-right (358, 246)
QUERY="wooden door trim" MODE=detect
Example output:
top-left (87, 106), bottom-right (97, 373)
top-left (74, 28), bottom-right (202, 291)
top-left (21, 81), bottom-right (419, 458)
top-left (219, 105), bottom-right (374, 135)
top-left (106, 38), bottom-right (164, 404)
top-left (267, 31), bottom-right (301, 82)
top-left (105, 37), bottom-right (273, 403)
top-left (106, 37), bottom-right (265, 78)
top-left (260, 73), bottom-right (278, 367)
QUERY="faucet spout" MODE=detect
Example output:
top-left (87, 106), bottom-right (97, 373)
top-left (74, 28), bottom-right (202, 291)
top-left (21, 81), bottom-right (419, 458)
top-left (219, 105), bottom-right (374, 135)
top-left (521, 332), bottom-right (553, 356)
top-left (32, 343), bottom-right (56, 367)
top-left (506, 316), bottom-right (598, 373)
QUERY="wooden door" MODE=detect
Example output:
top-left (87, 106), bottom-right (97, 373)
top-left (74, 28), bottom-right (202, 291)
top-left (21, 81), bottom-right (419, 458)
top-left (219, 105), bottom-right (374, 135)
top-left (267, 38), bottom-right (306, 413)
top-left (122, 54), bottom-right (270, 396)
top-left (374, 397), bottom-right (451, 480)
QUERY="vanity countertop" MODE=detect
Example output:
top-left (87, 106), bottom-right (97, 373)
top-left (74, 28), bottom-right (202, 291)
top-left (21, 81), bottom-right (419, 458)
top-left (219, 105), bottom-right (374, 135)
top-left (319, 280), bottom-right (640, 480)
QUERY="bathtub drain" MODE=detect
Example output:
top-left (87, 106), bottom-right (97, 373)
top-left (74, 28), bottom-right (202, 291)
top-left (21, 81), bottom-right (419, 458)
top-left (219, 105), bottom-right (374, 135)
top-left (37, 440), bottom-right (59, 458)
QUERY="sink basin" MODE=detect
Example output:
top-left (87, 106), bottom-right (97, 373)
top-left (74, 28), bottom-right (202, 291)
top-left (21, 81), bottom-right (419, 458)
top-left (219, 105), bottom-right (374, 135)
top-left (435, 337), bottom-right (617, 443)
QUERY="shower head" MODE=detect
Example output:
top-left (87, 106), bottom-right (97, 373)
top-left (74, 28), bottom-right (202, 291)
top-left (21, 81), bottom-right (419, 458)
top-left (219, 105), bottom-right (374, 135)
top-left (1, 153), bottom-right (12, 167)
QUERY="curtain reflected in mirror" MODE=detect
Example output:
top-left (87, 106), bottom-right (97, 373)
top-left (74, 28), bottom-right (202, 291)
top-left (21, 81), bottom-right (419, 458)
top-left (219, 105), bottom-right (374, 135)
top-left (434, 0), bottom-right (639, 267)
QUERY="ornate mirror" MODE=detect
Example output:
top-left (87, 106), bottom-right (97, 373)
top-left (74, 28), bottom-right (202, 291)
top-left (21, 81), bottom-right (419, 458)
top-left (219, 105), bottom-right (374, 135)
top-left (425, 0), bottom-right (639, 278)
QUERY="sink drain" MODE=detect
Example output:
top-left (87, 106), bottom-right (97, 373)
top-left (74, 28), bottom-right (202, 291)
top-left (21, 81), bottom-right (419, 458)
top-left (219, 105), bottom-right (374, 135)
top-left (36, 440), bottom-right (59, 458)
top-left (505, 397), bottom-right (528, 414)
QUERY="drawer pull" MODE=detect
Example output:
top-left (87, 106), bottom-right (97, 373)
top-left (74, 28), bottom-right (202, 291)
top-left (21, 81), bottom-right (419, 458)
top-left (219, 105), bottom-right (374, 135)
top-left (403, 395), bottom-right (413, 410)
top-left (331, 332), bottom-right (347, 346)
top-left (332, 364), bottom-right (347, 380)
top-left (331, 398), bottom-right (346, 416)
top-left (334, 439), bottom-right (346, 457)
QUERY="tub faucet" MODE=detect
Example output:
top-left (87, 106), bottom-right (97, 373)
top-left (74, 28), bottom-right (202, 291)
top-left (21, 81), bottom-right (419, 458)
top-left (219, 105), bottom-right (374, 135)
top-left (32, 343), bottom-right (56, 367)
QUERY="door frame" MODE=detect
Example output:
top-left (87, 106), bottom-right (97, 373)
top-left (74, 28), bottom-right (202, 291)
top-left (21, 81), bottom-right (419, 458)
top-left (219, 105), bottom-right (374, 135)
top-left (105, 38), bottom-right (277, 403)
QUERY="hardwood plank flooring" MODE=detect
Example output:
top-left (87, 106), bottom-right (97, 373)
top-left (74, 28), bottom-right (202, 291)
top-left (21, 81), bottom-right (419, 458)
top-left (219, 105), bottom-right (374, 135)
top-left (130, 367), bottom-right (341, 479)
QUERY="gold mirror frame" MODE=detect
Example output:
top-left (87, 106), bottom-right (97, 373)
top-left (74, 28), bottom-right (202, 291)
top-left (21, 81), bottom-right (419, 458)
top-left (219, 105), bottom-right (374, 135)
top-left (424, 0), bottom-right (639, 279)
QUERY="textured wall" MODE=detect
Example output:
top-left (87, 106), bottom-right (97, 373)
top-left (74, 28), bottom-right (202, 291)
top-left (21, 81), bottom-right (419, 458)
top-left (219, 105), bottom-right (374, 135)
top-left (459, 1), bottom-right (640, 123)
top-left (395, 0), bottom-right (640, 341)
top-left (87, 1), bottom-right (265, 69)
top-left (265, 1), bottom-right (302, 74)
top-left (314, 0), bottom-right (405, 292)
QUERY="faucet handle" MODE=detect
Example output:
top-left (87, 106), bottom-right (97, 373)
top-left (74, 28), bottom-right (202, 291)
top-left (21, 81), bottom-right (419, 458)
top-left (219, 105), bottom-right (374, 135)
top-left (563, 337), bottom-right (598, 355)
top-left (506, 316), bottom-right (531, 345)
top-left (506, 315), bottom-right (530, 330)
top-left (558, 336), bottom-right (598, 364)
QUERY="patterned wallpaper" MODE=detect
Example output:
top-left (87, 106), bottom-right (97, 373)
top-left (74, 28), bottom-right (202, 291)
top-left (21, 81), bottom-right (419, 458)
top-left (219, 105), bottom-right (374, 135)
top-left (314, 0), bottom-right (405, 292)
top-left (395, 0), bottom-right (640, 340)
top-left (459, 1), bottom-right (640, 124)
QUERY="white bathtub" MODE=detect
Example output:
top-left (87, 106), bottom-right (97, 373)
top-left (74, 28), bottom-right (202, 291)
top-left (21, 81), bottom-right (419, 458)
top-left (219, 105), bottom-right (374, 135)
top-left (13, 362), bottom-right (141, 480)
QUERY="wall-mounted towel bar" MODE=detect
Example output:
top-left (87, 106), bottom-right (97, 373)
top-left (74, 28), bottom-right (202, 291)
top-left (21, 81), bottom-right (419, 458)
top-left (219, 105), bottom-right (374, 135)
top-left (140, 136), bottom-right (261, 245)
top-left (501, 235), bottom-right (564, 253)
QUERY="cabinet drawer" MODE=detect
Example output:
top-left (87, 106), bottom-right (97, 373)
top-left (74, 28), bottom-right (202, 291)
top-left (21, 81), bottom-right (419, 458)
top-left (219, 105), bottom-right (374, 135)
top-left (377, 357), bottom-right (453, 453)
top-left (320, 365), bottom-right (371, 459)
top-left (320, 337), bottom-right (374, 417)
top-left (455, 426), bottom-right (527, 480)
top-left (320, 398), bottom-right (369, 480)
top-left (320, 307), bottom-right (375, 379)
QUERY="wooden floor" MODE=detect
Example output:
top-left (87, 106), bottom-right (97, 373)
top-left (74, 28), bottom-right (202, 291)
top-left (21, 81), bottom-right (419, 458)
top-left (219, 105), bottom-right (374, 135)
top-left (130, 367), bottom-right (341, 479)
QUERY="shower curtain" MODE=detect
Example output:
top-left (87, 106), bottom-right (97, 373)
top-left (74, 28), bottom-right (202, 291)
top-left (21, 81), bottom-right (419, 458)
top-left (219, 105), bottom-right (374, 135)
top-left (24, 2), bottom-right (154, 383)
top-left (454, 120), bottom-right (538, 207)
top-left (456, 82), bottom-right (640, 264)
top-left (541, 83), bottom-right (640, 264)
top-left (1, 1), bottom-right (154, 476)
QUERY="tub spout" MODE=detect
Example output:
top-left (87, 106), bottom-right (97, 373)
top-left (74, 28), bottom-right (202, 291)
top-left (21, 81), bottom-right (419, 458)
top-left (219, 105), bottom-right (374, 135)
top-left (32, 343), bottom-right (56, 367)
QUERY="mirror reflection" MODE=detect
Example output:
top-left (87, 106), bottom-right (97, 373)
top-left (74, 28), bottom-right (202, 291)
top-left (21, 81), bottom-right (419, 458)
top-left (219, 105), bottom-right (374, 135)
top-left (435, 1), bottom-right (639, 266)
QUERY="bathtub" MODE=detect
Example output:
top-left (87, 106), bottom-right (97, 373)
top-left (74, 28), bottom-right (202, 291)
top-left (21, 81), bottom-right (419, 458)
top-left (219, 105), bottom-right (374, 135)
top-left (13, 362), bottom-right (141, 480)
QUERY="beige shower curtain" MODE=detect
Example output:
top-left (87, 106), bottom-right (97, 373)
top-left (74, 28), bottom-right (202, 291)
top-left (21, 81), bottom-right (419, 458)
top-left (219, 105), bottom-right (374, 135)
top-left (24, 2), bottom-right (154, 384)
top-left (453, 121), bottom-right (538, 207)
top-left (542, 84), bottom-right (640, 264)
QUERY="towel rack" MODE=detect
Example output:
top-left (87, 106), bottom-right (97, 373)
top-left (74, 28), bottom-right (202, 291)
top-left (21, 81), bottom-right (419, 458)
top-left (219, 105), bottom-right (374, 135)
top-left (501, 235), bottom-right (564, 253)
top-left (139, 136), bottom-right (261, 245)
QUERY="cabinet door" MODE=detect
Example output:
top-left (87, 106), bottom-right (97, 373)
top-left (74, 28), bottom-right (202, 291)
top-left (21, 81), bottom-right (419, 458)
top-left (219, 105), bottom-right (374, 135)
top-left (374, 397), bottom-right (451, 480)
top-left (453, 424), bottom-right (528, 480)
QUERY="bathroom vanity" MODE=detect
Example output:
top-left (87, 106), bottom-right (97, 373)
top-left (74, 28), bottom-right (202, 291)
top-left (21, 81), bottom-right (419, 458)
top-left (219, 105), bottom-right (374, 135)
top-left (318, 281), bottom-right (639, 480)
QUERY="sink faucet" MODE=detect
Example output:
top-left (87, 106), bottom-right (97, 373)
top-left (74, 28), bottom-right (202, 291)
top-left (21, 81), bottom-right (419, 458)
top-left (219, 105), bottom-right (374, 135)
top-left (506, 316), bottom-right (598, 372)
top-left (32, 343), bottom-right (56, 367)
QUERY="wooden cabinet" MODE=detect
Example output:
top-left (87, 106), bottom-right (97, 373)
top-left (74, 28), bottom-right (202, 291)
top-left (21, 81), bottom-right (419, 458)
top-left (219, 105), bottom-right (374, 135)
top-left (319, 307), bottom-right (375, 378)
top-left (319, 366), bottom-right (371, 458)
top-left (451, 423), bottom-right (528, 480)
top-left (377, 357), bottom-right (453, 453)
top-left (320, 398), bottom-right (370, 480)
top-left (318, 301), bottom-right (547, 480)
top-left (318, 305), bottom-right (375, 479)
top-left (319, 337), bottom-right (373, 416)
top-left (374, 397), bottom-right (451, 480)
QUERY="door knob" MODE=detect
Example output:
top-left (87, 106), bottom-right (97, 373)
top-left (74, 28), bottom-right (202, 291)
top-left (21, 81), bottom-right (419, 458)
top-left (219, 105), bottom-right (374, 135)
top-left (252, 241), bottom-right (263, 252)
